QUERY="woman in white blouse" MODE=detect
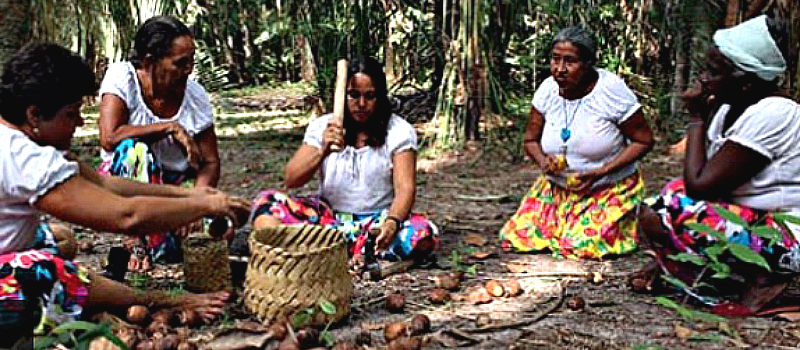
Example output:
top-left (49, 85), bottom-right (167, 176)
top-left (499, 27), bottom-right (654, 259)
top-left (251, 57), bottom-right (438, 267)
top-left (634, 15), bottom-right (800, 316)
top-left (0, 43), bottom-right (248, 341)
top-left (97, 16), bottom-right (221, 272)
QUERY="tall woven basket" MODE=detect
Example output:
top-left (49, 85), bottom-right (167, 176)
top-left (182, 235), bottom-right (232, 293)
top-left (244, 224), bottom-right (352, 326)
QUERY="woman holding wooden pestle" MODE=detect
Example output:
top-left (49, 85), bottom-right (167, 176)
top-left (251, 56), bottom-right (438, 270)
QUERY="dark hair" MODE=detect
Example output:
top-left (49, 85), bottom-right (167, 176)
top-left (129, 16), bottom-right (192, 69)
top-left (0, 43), bottom-right (97, 126)
top-left (552, 26), bottom-right (598, 66)
top-left (344, 56), bottom-right (392, 147)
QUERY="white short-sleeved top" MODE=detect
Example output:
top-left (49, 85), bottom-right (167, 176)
top-left (706, 97), bottom-right (800, 211)
top-left (533, 69), bottom-right (641, 188)
top-left (303, 114), bottom-right (417, 214)
top-left (99, 62), bottom-right (214, 172)
top-left (0, 123), bottom-right (79, 254)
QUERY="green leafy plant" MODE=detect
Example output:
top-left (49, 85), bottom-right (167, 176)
top-left (292, 299), bottom-right (338, 347)
top-left (667, 205), bottom-right (795, 282)
top-left (447, 245), bottom-right (479, 275)
top-left (34, 321), bottom-right (128, 350)
top-left (655, 297), bottom-right (725, 324)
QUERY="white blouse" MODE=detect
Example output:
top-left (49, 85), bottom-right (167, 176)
top-left (706, 97), bottom-right (800, 211)
top-left (533, 69), bottom-right (641, 188)
top-left (98, 62), bottom-right (214, 172)
top-left (0, 124), bottom-right (78, 253)
top-left (303, 114), bottom-right (417, 214)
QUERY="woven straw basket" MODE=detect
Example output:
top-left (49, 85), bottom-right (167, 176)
top-left (182, 235), bottom-right (232, 293)
top-left (244, 224), bottom-right (352, 326)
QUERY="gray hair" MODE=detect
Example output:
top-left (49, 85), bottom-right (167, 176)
top-left (552, 27), bottom-right (598, 65)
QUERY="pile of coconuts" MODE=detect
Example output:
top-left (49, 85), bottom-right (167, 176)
top-left (87, 305), bottom-right (205, 350)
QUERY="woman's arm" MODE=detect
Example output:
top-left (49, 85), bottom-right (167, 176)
top-left (683, 121), bottom-right (769, 201)
top-left (194, 126), bottom-right (221, 188)
top-left (284, 145), bottom-right (326, 189)
top-left (78, 161), bottom-right (196, 198)
top-left (98, 94), bottom-right (176, 152)
top-left (597, 110), bottom-right (654, 174)
top-left (34, 175), bottom-right (249, 234)
top-left (523, 107), bottom-right (560, 173)
top-left (573, 110), bottom-right (653, 189)
top-left (284, 121), bottom-right (344, 188)
top-left (376, 150), bottom-right (416, 249)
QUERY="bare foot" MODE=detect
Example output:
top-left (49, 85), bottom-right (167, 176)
top-left (127, 254), bottom-right (152, 272)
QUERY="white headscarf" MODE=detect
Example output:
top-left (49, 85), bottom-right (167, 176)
top-left (713, 15), bottom-right (786, 81)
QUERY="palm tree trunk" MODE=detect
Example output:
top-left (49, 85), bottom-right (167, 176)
top-left (0, 0), bottom-right (32, 72)
top-left (724, 0), bottom-right (741, 27)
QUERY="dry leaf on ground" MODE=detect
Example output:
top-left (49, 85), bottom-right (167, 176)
top-left (470, 251), bottom-right (495, 259)
top-left (464, 234), bottom-right (488, 247)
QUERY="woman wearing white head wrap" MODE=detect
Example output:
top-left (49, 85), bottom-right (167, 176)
top-left (634, 16), bottom-right (800, 317)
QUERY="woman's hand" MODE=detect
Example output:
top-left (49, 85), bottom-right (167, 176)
top-left (568, 168), bottom-right (606, 191)
top-left (321, 121), bottom-right (345, 155)
top-left (680, 81), bottom-right (718, 122)
top-left (203, 193), bottom-right (251, 228)
top-left (175, 219), bottom-right (203, 240)
top-left (540, 154), bottom-right (565, 175)
top-left (376, 219), bottom-right (400, 250)
top-left (169, 123), bottom-right (201, 169)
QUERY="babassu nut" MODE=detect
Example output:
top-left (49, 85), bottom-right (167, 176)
top-left (485, 280), bottom-right (506, 297)
top-left (384, 321), bottom-right (408, 342)
top-left (428, 288), bottom-right (451, 304)
top-left (385, 293), bottom-right (406, 312)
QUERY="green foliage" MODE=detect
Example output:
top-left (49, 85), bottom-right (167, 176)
top-left (35, 321), bottom-right (129, 350)
top-left (661, 210), bottom-right (800, 313)
top-left (291, 299), bottom-right (338, 347)
top-left (668, 205), bottom-right (787, 279)
top-left (447, 244), bottom-right (479, 275)
top-left (655, 297), bottom-right (725, 324)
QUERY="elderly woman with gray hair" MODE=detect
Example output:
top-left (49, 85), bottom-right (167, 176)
top-left (499, 26), bottom-right (654, 259)
top-left (633, 15), bottom-right (800, 317)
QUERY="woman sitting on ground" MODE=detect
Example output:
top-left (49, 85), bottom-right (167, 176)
top-left (0, 43), bottom-right (250, 338)
top-left (499, 26), bottom-right (654, 259)
top-left (634, 15), bottom-right (800, 316)
top-left (251, 56), bottom-right (438, 267)
top-left (97, 16), bottom-right (222, 271)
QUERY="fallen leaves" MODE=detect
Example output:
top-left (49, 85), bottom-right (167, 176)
top-left (464, 234), bottom-right (488, 247)
top-left (469, 250), bottom-right (495, 260)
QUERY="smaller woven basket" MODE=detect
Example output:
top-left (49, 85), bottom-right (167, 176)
top-left (182, 235), bottom-right (232, 293)
top-left (244, 224), bottom-right (352, 326)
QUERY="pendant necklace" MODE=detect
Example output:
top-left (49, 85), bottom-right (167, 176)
top-left (561, 97), bottom-right (582, 144)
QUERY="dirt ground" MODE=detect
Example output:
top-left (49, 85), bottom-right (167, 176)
top-left (63, 93), bottom-right (800, 350)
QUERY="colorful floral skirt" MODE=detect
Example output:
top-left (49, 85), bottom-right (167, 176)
top-left (98, 139), bottom-right (190, 263)
top-left (0, 224), bottom-right (91, 333)
top-left (499, 172), bottom-right (644, 259)
top-left (252, 190), bottom-right (439, 261)
top-left (644, 179), bottom-right (800, 306)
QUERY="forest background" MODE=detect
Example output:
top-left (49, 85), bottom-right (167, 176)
top-left (1, 0), bottom-right (799, 153)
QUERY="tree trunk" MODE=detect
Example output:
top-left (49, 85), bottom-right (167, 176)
top-left (297, 34), bottom-right (316, 83)
top-left (382, 0), bottom-right (395, 84)
top-left (0, 0), bottom-right (32, 72)
top-left (724, 0), bottom-right (741, 27)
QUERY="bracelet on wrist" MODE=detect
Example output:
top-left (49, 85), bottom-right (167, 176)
top-left (385, 215), bottom-right (403, 229)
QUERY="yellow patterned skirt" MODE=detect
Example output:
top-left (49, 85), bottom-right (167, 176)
top-left (499, 172), bottom-right (644, 259)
